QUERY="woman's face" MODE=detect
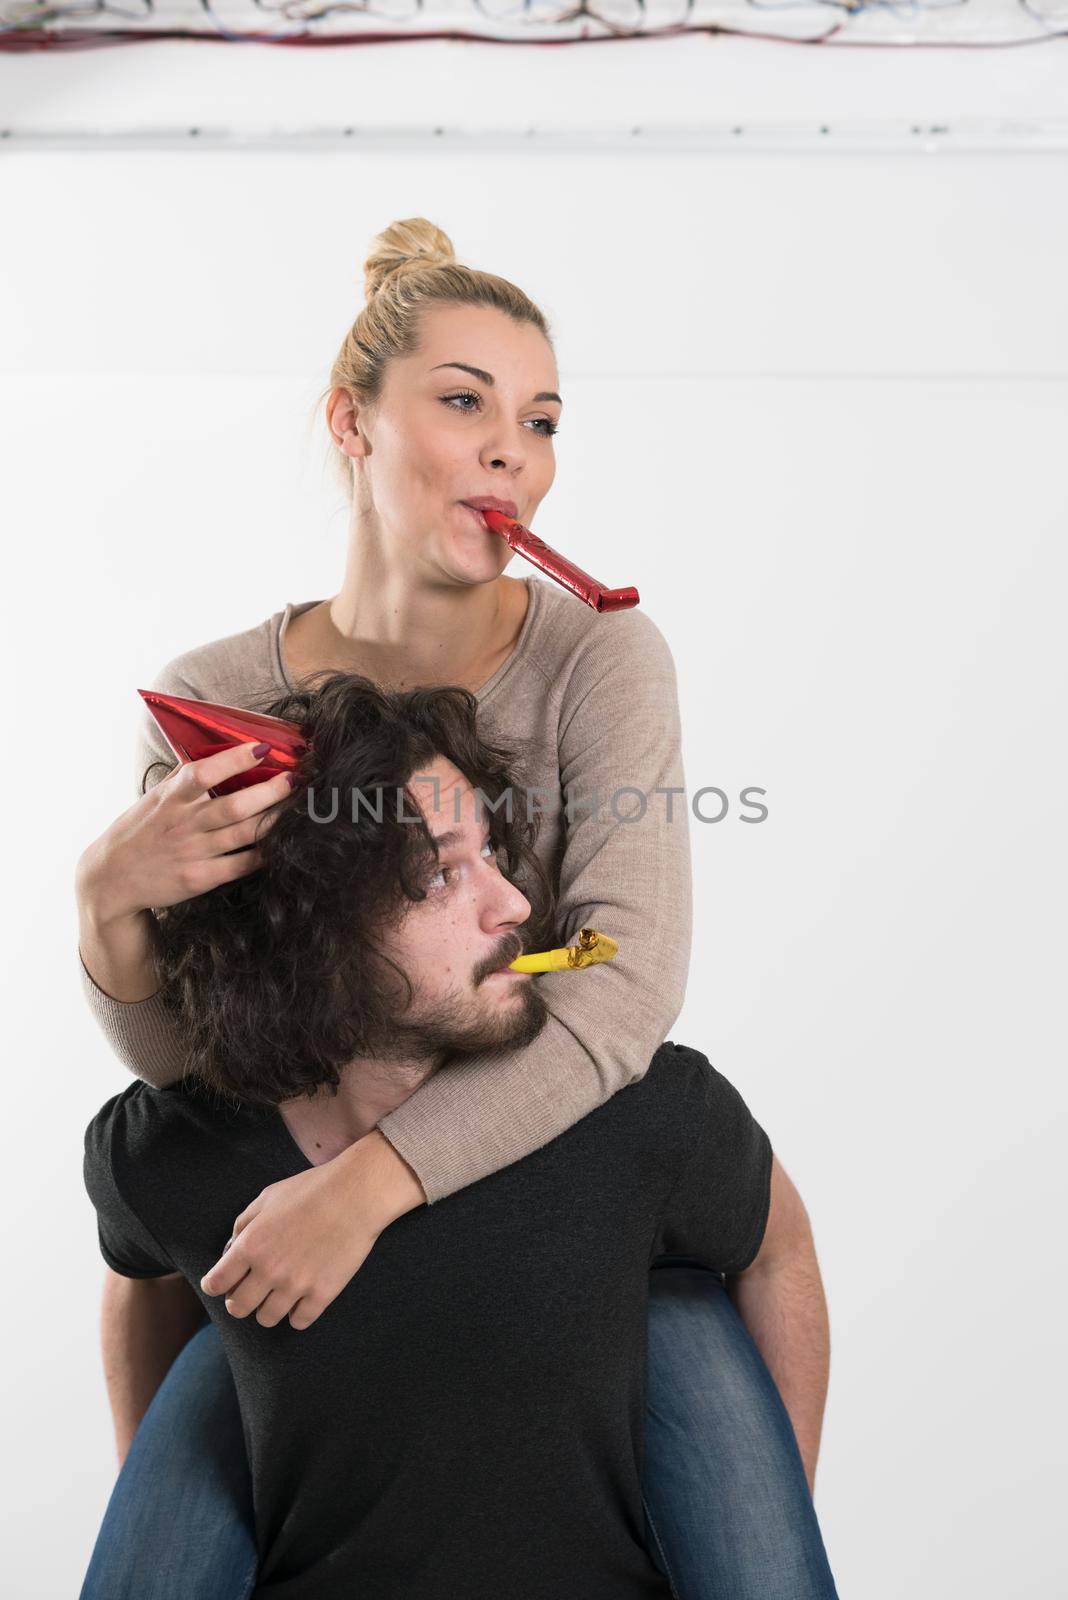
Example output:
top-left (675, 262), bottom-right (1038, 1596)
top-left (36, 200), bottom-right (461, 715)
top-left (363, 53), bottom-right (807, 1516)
top-left (332, 302), bottom-right (562, 586)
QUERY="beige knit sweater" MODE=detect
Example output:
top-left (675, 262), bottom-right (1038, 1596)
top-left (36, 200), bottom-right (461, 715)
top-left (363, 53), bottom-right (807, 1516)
top-left (78, 575), bottom-right (693, 1204)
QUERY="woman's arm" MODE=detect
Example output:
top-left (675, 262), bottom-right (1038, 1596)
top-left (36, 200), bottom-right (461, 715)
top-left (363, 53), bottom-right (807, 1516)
top-left (202, 608), bottom-right (693, 1328)
top-left (76, 694), bottom-right (290, 1085)
top-left (380, 606), bottom-right (693, 1200)
top-left (77, 932), bottom-right (188, 1090)
top-left (77, 684), bottom-right (198, 1084)
top-left (78, 902), bottom-right (163, 1007)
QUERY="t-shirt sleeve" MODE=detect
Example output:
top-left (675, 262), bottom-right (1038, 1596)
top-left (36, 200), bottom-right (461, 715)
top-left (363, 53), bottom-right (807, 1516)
top-left (653, 1045), bottom-right (774, 1274)
top-left (83, 1092), bottom-right (177, 1279)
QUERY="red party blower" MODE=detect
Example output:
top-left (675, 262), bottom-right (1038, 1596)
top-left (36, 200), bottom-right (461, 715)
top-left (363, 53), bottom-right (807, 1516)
top-left (479, 509), bottom-right (640, 613)
top-left (139, 689), bottom-right (309, 799)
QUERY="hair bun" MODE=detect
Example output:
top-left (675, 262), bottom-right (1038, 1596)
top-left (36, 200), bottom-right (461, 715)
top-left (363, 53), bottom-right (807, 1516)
top-left (362, 218), bottom-right (457, 301)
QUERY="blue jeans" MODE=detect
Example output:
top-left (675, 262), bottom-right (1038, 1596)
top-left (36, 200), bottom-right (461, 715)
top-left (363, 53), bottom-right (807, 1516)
top-left (82, 1264), bottom-right (838, 1599)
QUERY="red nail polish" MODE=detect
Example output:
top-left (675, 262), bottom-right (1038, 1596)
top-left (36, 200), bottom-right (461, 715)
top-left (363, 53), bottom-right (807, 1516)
top-left (252, 742), bottom-right (271, 758)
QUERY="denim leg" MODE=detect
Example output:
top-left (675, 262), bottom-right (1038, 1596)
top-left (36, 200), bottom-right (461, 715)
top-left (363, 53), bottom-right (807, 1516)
top-left (642, 1263), bottom-right (839, 1600)
top-left (80, 1321), bottom-right (257, 1600)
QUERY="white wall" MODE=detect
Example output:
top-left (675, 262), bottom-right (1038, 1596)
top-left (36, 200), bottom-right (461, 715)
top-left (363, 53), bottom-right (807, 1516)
top-left (2, 36), bottom-right (1065, 1600)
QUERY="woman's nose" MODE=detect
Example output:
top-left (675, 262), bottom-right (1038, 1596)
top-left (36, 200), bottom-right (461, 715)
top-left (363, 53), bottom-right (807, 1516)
top-left (481, 426), bottom-right (528, 473)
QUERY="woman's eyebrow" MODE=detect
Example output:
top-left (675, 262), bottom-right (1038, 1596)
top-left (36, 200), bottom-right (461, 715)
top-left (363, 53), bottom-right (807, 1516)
top-left (430, 361), bottom-right (562, 407)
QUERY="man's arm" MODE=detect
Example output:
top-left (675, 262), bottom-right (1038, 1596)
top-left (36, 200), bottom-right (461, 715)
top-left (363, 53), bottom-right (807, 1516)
top-left (725, 1155), bottom-right (831, 1496)
top-left (100, 1267), bottom-right (208, 1465)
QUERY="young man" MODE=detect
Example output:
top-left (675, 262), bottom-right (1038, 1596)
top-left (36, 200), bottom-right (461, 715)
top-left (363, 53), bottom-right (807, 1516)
top-left (84, 671), bottom-right (826, 1599)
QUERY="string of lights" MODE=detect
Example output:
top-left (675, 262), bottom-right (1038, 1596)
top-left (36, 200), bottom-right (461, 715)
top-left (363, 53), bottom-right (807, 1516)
top-left (3, 0), bottom-right (1067, 49)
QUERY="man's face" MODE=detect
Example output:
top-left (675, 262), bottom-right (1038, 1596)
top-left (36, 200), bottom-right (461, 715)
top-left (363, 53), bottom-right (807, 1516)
top-left (377, 754), bottom-right (549, 1061)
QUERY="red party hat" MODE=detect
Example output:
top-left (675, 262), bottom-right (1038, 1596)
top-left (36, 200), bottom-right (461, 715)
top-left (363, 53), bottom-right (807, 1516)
top-left (138, 689), bottom-right (309, 798)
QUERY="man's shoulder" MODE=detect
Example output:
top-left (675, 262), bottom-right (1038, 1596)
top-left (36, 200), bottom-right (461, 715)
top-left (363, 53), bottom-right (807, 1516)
top-left (629, 1040), bottom-right (719, 1111)
top-left (85, 1077), bottom-right (188, 1143)
top-left (602, 1041), bottom-right (759, 1155)
top-left (84, 1078), bottom-right (230, 1176)
top-left (534, 1043), bottom-right (727, 1210)
top-left (83, 1082), bottom-right (280, 1277)
top-left (588, 1041), bottom-right (716, 1148)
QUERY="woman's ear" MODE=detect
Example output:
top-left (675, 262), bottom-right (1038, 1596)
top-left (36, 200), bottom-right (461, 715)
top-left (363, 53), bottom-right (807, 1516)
top-left (326, 387), bottom-right (370, 459)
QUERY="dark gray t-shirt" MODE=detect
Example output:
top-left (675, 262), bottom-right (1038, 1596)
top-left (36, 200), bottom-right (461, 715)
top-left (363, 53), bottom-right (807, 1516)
top-left (83, 1041), bottom-right (772, 1600)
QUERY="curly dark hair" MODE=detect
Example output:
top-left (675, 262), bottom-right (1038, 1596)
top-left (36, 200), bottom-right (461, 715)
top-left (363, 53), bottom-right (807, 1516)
top-left (152, 670), bottom-right (558, 1107)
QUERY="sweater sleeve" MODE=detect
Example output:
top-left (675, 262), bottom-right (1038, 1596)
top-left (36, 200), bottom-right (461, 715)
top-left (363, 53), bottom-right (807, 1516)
top-left (77, 666), bottom-right (197, 1088)
top-left (378, 608), bottom-right (693, 1204)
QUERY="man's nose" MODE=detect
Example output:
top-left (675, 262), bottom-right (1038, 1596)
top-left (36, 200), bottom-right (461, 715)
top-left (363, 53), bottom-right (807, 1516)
top-left (485, 870), bottom-right (531, 929)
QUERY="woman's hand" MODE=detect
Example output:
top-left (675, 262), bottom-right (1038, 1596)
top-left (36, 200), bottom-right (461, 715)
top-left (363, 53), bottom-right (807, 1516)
top-left (199, 1131), bottom-right (427, 1330)
top-left (78, 740), bottom-right (294, 923)
top-left (76, 741), bottom-right (293, 1001)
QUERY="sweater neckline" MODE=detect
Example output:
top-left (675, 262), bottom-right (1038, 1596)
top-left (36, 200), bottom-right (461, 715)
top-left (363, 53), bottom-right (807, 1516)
top-left (270, 576), bottom-right (542, 706)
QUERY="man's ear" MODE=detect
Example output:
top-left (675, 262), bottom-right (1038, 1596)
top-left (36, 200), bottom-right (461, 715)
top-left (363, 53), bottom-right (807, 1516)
top-left (736, 1155), bottom-right (813, 1276)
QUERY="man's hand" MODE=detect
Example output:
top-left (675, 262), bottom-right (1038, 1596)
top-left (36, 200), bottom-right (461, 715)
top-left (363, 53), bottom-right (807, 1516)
top-left (200, 1131), bottom-right (426, 1330)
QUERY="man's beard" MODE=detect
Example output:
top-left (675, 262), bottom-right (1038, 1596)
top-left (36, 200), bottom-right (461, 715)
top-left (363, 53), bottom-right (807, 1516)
top-left (365, 973), bottom-right (549, 1065)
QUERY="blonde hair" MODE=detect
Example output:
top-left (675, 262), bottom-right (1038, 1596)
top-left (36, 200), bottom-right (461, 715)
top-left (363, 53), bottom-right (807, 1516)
top-left (317, 218), bottom-right (554, 503)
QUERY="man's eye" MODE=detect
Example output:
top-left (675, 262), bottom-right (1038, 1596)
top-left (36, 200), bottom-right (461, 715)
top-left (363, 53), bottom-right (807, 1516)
top-left (427, 840), bottom-right (496, 892)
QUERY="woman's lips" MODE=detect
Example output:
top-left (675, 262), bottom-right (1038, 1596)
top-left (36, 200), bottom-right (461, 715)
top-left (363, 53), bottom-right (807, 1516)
top-left (460, 497), bottom-right (519, 526)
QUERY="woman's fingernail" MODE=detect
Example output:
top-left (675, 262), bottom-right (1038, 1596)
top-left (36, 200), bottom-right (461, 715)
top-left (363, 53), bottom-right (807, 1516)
top-left (251, 742), bottom-right (271, 758)
top-left (285, 774), bottom-right (299, 789)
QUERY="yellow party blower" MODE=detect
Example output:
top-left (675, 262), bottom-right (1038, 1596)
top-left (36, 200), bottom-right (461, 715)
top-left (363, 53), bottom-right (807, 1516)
top-left (508, 928), bottom-right (618, 974)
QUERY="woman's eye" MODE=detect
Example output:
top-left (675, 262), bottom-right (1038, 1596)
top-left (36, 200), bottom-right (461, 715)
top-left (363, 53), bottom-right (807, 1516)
top-left (443, 390), bottom-right (479, 414)
top-left (441, 390), bottom-right (558, 438)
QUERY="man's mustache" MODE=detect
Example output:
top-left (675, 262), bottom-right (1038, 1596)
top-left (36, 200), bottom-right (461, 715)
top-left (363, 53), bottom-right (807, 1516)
top-left (477, 932), bottom-right (526, 984)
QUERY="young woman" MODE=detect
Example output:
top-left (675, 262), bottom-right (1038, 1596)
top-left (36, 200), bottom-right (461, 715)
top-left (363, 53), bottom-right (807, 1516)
top-left (76, 217), bottom-right (838, 1599)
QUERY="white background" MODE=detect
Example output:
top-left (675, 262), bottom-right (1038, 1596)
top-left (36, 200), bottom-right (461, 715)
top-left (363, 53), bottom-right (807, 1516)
top-left (2, 35), bottom-right (1066, 1600)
